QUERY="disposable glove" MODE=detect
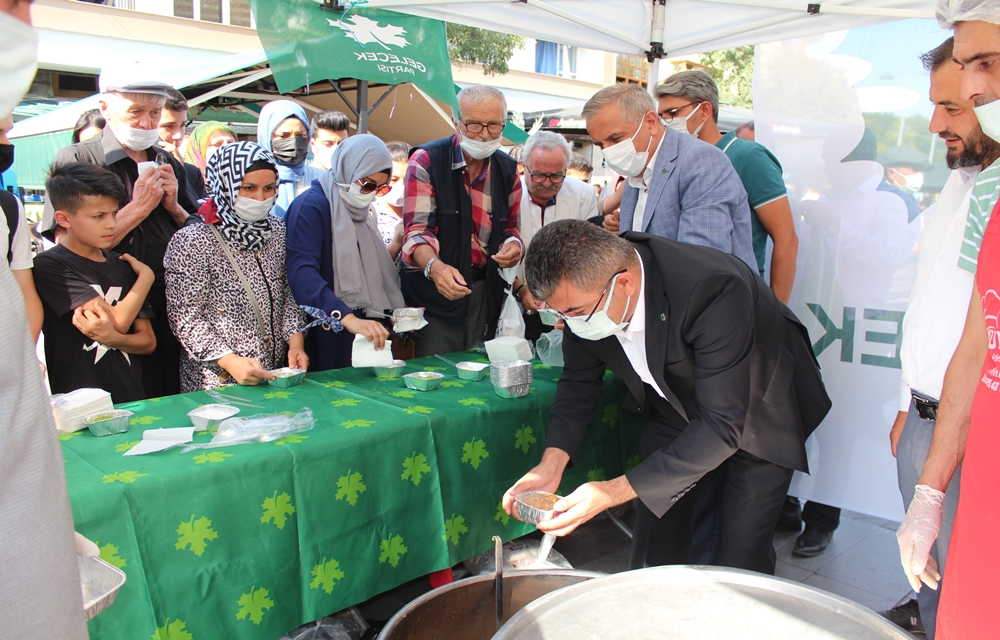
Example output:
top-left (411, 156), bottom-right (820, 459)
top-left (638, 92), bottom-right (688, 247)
top-left (897, 484), bottom-right (945, 592)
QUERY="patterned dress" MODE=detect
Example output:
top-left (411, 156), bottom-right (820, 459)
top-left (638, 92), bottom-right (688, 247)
top-left (164, 215), bottom-right (306, 391)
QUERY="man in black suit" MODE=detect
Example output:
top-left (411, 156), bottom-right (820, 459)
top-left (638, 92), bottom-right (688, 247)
top-left (502, 220), bottom-right (831, 573)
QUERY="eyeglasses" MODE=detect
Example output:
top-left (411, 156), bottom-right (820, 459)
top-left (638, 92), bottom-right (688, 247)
top-left (461, 121), bottom-right (506, 134)
top-left (526, 169), bottom-right (566, 185)
top-left (358, 179), bottom-right (392, 196)
top-left (541, 270), bottom-right (627, 322)
top-left (658, 102), bottom-right (701, 122)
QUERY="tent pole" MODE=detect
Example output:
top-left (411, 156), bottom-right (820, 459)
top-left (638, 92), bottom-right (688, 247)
top-left (359, 80), bottom-right (369, 134)
top-left (329, 80), bottom-right (360, 119)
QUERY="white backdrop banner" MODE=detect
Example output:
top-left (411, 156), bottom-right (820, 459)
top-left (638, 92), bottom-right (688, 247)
top-left (755, 19), bottom-right (949, 521)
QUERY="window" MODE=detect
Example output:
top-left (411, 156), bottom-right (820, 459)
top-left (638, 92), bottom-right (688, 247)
top-left (616, 55), bottom-right (649, 88)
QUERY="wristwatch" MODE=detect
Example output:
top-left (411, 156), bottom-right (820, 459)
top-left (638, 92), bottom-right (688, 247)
top-left (424, 257), bottom-right (439, 280)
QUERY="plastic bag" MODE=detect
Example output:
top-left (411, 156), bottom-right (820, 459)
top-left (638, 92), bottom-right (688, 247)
top-left (535, 330), bottom-right (564, 367)
top-left (463, 539), bottom-right (573, 574)
top-left (278, 608), bottom-right (369, 640)
top-left (180, 407), bottom-right (315, 453)
top-left (495, 266), bottom-right (525, 339)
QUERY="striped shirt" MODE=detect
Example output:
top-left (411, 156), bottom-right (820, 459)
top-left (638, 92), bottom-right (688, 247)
top-left (959, 157), bottom-right (1000, 273)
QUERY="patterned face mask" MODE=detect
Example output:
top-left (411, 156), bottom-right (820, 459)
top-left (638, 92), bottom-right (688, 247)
top-left (205, 141), bottom-right (279, 251)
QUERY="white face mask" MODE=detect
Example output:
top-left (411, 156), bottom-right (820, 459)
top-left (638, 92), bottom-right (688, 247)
top-left (903, 172), bottom-right (924, 192)
top-left (111, 122), bottom-right (161, 151)
top-left (664, 104), bottom-right (707, 137)
top-left (314, 144), bottom-right (337, 171)
top-left (383, 182), bottom-right (404, 208)
top-left (975, 99), bottom-right (1000, 143)
top-left (563, 274), bottom-right (631, 341)
top-left (459, 134), bottom-right (503, 160)
top-left (0, 12), bottom-right (39, 121)
top-left (601, 124), bottom-right (652, 178)
top-left (338, 182), bottom-right (378, 209)
top-left (233, 195), bottom-right (274, 222)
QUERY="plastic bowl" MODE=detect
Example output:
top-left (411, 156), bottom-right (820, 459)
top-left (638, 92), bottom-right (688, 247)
top-left (456, 361), bottom-right (489, 381)
top-left (374, 360), bottom-right (407, 380)
top-left (494, 383), bottom-right (531, 399)
top-left (83, 409), bottom-right (134, 437)
top-left (188, 404), bottom-right (240, 432)
top-left (403, 371), bottom-right (444, 391)
top-left (267, 367), bottom-right (306, 388)
top-left (515, 491), bottom-right (563, 525)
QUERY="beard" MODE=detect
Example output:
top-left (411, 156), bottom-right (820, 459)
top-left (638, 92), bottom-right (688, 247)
top-left (945, 127), bottom-right (1000, 169)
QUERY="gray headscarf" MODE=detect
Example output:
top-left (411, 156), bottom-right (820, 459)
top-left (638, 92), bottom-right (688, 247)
top-left (318, 134), bottom-right (405, 314)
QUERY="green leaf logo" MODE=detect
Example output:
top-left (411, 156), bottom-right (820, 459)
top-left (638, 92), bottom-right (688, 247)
top-left (331, 398), bottom-right (362, 407)
top-left (440, 380), bottom-right (466, 388)
top-left (405, 405), bottom-right (434, 415)
top-left (379, 534), bottom-right (409, 567)
top-left (443, 514), bottom-right (468, 545)
top-left (514, 425), bottom-right (536, 454)
top-left (193, 452), bottom-right (233, 464)
top-left (130, 415), bottom-right (162, 426)
top-left (263, 391), bottom-right (293, 400)
top-left (389, 390), bottom-right (416, 398)
top-left (342, 418), bottom-right (375, 429)
top-left (102, 471), bottom-right (147, 484)
top-left (533, 362), bottom-right (552, 370)
top-left (626, 454), bottom-right (642, 471)
top-left (423, 366), bottom-right (446, 372)
top-left (236, 586), bottom-right (273, 625)
top-left (587, 467), bottom-right (607, 482)
top-left (495, 501), bottom-right (510, 526)
top-left (115, 440), bottom-right (140, 453)
top-left (58, 431), bottom-right (81, 441)
top-left (602, 404), bottom-right (618, 428)
top-left (323, 380), bottom-right (349, 388)
top-left (99, 542), bottom-right (126, 569)
top-left (274, 434), bottom-right (309, 445)
top-left (461, 438), bottom-right (489, 469)
top-left (335, 471), bottom-right (367, 506)
top-left (175, 515), bottom-right (218, 556)
top-left (310, 557), bottom-right (345, 594)
top-left (401, 452), bottom-right (432, 486)
top-left (260, 491), bottom-right (296, 530)
top-left (458, 397), bottom-right (486, 406)
top-left (152, 619), bottom-right (193, 640)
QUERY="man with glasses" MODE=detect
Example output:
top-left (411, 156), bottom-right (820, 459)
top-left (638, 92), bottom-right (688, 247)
top-left (655, 71), bottom-right (797, 304)
top-left (502, 220), bottom-right (831, 574)
top-left (513, 131), bottom-right (598, 339)
top-left (401, 85), bottom-right (523, 356)
top-left (583, 83), bottom-right (755, 271)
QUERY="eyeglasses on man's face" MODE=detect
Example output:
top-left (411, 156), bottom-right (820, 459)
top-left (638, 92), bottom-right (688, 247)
top-left (541, 270), bottom-right (627, 322)
top-left (658, 101), bottom-right (701, 122)
top-left (357, 179), bottom-right (392, 196)
top-left (461, 121), bottom-right (506, 135)
top-left (526, 169), bottom-right (566, 186)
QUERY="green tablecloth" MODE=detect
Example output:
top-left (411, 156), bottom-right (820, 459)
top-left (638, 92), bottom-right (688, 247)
top-left (61, 353), bottom-right (634, 640)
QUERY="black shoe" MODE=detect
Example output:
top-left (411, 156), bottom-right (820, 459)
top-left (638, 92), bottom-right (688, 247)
top-left (776, 498), bottom-right (803, 533)
top-left (792, 524), bottom-right (833, 557)
top-left (879, 598), bottom-right (925, 635)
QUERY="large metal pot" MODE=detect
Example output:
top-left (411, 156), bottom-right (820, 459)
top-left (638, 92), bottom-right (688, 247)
top-left (379, 570), bottom-right (603, 640)
top-left (494, 566), bottom-right (912, 639)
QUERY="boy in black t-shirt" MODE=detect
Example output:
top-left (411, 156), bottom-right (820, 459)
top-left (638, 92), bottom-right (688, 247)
top-left (34, 163), bottom-right (156, 403)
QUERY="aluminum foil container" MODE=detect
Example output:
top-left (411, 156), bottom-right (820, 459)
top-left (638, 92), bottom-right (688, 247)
top-left (491, 359), bottom-right (532, 398)
top-left (494, 383), bottom-right (531, 399)
top-left (267, 367), bottom-right (306, 388)
top-left (403, 371), bottom-right (444, 391)
top-left (515, 491), bottom-right (563, 525)
top-left (188, 404), bottom-right (240, 432)
top-left (456, 361), bottom-right (489, 381)
top-left (83, 409), bottom-right (133, 437)
top-left (79, 554), bottom-right (126, 620)
top-left (374, 360), bottom-right (407, 380)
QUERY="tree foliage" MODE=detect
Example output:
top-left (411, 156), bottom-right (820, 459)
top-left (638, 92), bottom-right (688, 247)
top-left (699, 45), bottom-right (755, 110)
top-left (446, 24), bottom-right (526, 76)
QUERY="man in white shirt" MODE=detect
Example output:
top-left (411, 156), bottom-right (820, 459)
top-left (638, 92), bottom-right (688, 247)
top-left (512, 131), bottom-right (598, 338)
top-left (882, 37), bottom-right (1000, 637)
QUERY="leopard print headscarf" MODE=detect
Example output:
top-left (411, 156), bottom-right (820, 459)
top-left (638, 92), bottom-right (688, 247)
top-left (205, 140), bottom-right (277, 252)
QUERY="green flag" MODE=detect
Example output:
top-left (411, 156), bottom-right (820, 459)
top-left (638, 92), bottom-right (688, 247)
top-left (250, 1), bottom-right (457, 108)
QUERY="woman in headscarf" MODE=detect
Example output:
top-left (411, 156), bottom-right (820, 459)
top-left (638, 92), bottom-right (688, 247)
top-left (184, 120), bottom-right (236, 178)
top-left (165, 141), bottom-right (308, 391)
top-left (286, 134), bottom-right (404, 371)
top-left (257, 100), bottom-right (325, 219)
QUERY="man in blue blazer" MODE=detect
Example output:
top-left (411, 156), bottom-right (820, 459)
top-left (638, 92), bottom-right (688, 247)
top-left (585, 83), bottom-right (756, 271)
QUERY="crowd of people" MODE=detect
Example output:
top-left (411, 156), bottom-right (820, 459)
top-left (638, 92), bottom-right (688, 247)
top-left (4, 0), bottom-right (1000, 637)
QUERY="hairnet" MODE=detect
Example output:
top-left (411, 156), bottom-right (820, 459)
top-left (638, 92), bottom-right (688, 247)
top-left (937, 0), bottom-right (1000, 28)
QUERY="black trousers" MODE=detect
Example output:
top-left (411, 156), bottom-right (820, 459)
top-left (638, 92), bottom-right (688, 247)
top-left (789, 497), bottom-right (842, 532)
top-left (628, 448), bottom-right (794, 575)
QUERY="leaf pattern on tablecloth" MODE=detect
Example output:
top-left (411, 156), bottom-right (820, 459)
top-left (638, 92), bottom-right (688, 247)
top-left (263, 391), bottom-right (293, 400)
top-left (58, 431), bottom-right (81, 441)
top-left (379, 534), bottom-right (408, 567)
top-left (193, 452), bottom-right (233, 464)
top-left (458, 397), bottom-right (486, 406)
top-left (310, 558), bottom-right (345, 594)
top-left (461, 439), bottom-right (489, 469)
top-left (389, 390), bottom-right (416, 398)
top-left (602, 404), bottom-right (618, 428)
top-left (175, 515), bottom-right (218, 556)
top-left (626, 454), bottom-right (642, 471)
top-left (115, 440), bottom-right (140, 452)
top-left (335, 471), bottom-right (367, 506)
top-left (514, 426), bottom-right (536, 454)
top-left (401, 452), bottom-right (431, 486)
top-left (443, 514), bottom-right (468, 545)
top-left (495, 501), bottom-right (510, 526)
top-left (235, 586), bottom-right (273, 625)
top-left (423, 366), bottom-right (446, 372)
top-left (342, 419), bottom-right (375, 429)
top-left (152, 619), bottom-right (193, 640)
top-left (260, 491), bottom-right (296, 530)
top-left (102, 471), bottom-right (147, 483)
top-left (99, 542), bottom-right (126, 568)
top-left (323, 380), bottom-right (349, 388)
top-left (440, 380), bottom-right (466, 388)
top-left (274, 434), bottom-right (309, 445)
top-left (587, 467), bottom-right (607, 482)
top-left (130, 415), bottom-right (162, 426)
top-left (331, 398), bottom-right (362, 407)
top-left (405, 405), bottom-right (433, 415)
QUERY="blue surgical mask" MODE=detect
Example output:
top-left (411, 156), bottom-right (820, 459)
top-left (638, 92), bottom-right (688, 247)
top-left (563, 274), bottom-right (630, 341)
